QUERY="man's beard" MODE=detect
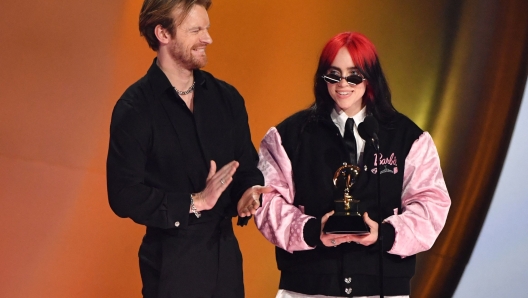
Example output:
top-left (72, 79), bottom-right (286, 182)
top-left (169, 39), bottom-right (207, 70)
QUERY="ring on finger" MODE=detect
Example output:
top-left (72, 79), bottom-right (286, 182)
top-left (220, 179), bottom-right (225, 185)
top-left (330, 239), bottom-right (336, 245)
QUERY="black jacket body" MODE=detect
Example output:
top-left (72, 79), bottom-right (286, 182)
top-left (275, 108), bottom-right (423, 296)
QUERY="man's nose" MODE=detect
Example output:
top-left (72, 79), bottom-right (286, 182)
top-left (202, 30), bottom-right (213, 44)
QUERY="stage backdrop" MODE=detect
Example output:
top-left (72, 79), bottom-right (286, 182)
top-left (453, 79), bottom-right (528, 297)
top-left (0, 0), bottom-right (527, 297)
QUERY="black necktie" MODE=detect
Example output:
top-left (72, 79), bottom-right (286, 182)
top-left (344, 118), bottom-right (357, 165)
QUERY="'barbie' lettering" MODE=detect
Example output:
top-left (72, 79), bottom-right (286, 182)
top-left (374, 153), bottom-right (398, 167)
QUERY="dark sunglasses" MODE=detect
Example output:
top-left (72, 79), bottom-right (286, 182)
top-left (322, 73), bottom-right (365, 85)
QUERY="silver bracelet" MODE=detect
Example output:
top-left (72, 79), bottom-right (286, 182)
top-left (190, 193), bottom-right (201, 218)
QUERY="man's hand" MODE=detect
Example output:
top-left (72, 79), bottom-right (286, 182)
top-left (193, 160), bottom-right (239, 211)
top-left (237, 185), bottom-right (273, 217)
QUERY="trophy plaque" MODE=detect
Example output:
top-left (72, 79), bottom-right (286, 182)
top-left (323, 163), bottom-right (370, 235)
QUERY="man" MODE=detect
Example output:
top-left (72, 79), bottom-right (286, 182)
top-left (106, 1), bottom-right (267, 297)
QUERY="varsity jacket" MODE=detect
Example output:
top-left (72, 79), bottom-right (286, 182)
top-left (255, 108), bottom-right (450, 296)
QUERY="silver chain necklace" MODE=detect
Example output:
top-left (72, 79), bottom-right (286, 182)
top-left (174, 81), bottom-right (195, 95)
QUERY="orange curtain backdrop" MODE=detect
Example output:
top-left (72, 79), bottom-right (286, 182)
top-left (0, 0), bottom-right (526, 297)
top-left (0, 1), bottom-right (148, 297)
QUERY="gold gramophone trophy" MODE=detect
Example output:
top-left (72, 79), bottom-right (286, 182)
top-left (323, 162), bottom-right (370, 234)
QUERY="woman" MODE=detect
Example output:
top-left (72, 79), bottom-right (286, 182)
top-left (254, 32), bottom-right (451, 297)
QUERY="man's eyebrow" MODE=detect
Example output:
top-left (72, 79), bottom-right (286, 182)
top-left (188, 24), bottom-right (210, 30)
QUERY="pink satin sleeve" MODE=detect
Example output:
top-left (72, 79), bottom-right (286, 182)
top-left (384, 132), bottom-right (451, 257)
top-left (254, 127), bottom-right (315, 253)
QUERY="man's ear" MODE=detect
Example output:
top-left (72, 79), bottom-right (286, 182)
top-left (154, 24), bottom-right (171, 45)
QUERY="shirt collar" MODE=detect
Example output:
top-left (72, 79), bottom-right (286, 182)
top-left (331, 106), bottom-right (367, 137)
top-left (146, 58), bottom-right (207, 97)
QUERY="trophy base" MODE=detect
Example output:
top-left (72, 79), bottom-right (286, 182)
top-left (323, 215), bottom-right (370, 235)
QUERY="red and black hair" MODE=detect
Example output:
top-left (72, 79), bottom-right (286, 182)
top-left (313, 32), bottom-right (397, 123)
